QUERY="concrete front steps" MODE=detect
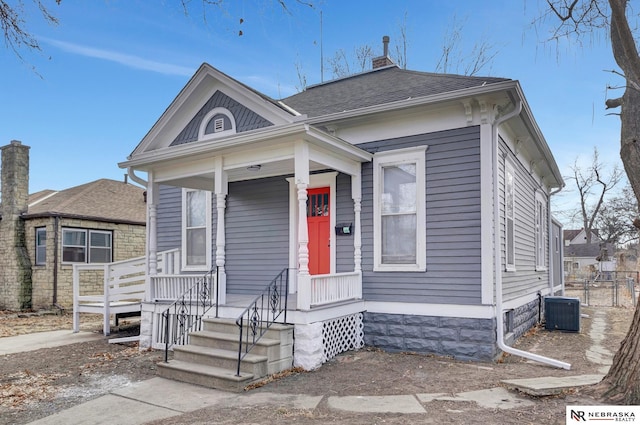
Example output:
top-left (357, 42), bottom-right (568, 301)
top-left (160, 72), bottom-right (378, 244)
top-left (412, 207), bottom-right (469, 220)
top-left (157, 317), bottom-right (294, 392)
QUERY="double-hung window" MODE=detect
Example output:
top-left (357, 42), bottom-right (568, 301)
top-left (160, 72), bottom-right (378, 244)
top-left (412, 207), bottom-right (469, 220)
top-left (505, 161), bottom-right (516, 271)
top-left (62, 228), bottom-right (112, 263)
top-left (182, 188), bottom-right (212, 271)
top-left (35, 227), bottom-right (46, 265)
top-left (373, 146), bottom-right (427, 272)
top-left (535, 191), bottom-right (547, 270)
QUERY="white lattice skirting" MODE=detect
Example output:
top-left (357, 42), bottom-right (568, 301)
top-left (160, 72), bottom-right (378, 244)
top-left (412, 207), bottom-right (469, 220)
top-left (321, 312), bottom-right (365, 363)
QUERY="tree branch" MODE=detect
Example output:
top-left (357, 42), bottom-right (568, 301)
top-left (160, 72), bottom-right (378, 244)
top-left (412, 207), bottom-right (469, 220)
top-left (606, 97), bottom-right (623, 108)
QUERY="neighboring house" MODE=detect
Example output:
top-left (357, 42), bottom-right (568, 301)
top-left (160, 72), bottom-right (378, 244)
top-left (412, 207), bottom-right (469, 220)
top-left (0, 141), bottom-right (147, 311)
top-left (564, 228), bottom-right (601, 245)
top-left (120, 43), bottom-right (565, 368)
top-left (563, 229), bottom-right (616, 279)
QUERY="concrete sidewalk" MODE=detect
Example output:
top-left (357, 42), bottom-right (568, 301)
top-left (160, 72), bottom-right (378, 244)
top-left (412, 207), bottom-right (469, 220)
top-left (0, 330), bottom-right (103, 356)
top-left (25, 373), bottom-right (606, 425)
top-left (0, 326), bottom-right (609, 424)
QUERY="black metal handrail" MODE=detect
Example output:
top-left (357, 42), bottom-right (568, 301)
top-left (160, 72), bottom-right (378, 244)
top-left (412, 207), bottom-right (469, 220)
top-left (235, 268), bottom-right (289, 376)
top-left (162, 266), bottom-right (218, 362)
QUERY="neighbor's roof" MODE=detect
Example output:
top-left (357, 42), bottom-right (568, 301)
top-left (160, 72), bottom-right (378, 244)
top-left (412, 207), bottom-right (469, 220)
top-left (24, 179), bottom-right (146, 224)
top-left (565, 242), bottom-right (614, 259)
top-left (280, 65), bottom-right (510, 118)
top-left (563, 229), bottom-right (601, 243)
top-left (563, 229), bottom-right (582, 242)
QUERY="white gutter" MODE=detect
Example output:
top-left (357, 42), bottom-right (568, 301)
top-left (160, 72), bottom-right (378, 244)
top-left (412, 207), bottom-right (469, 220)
top-left (492, 99), bottom-right (571, 370)
top-left (127, 167), bottom-right (148, 188)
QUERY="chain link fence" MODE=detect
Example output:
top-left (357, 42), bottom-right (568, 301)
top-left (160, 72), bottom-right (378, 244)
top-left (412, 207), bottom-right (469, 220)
top-left (564, 271), bottom-right (638, 307)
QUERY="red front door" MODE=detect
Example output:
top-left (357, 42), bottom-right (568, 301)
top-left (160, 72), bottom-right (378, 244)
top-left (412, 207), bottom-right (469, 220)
top-left (307, 187), bottom-right (330, 275)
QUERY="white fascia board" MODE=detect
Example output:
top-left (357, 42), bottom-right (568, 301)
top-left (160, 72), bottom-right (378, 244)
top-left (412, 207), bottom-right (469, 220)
top-left (308, 145), bottom-right (361, 176)
top-left (120, 123), bottom-right (371, 171)
top-left (304, 124), bottom-right (372, 162)
top-left (128, 63), bottom-right (296, 158)
top-left (129, 65), bottom-right (213, 158)
top-left (305, 80), bottom-right (519, 126)
top-left (364, 301), bottom-right (495, 319)
top-left (508, 83), bottom-right (564, 189)
top-left (120, 122), bottom-right (309, 169)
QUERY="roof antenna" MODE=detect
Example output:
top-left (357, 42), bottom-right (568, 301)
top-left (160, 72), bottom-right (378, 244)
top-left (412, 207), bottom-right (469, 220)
top-left (320, 10), bottom-right (324, 83)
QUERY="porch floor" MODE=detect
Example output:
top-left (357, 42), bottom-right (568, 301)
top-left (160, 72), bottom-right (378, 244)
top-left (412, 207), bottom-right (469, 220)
top-left (206, 293), bottom-right (365, 325)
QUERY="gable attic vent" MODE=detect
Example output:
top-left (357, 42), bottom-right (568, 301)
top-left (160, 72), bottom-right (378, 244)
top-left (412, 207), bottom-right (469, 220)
top-left (214, 117), bottom-right (224, 133)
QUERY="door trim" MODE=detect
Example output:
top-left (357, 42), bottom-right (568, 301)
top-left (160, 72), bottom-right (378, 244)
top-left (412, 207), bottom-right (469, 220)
top-left (287, 172), bottom-right (337, 292)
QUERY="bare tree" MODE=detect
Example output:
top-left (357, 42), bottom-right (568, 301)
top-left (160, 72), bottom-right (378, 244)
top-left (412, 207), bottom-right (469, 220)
top-left (326, 48), bottom-right (351, 79)
top-left (435, 14), bottom-right (498, 76)
top-left (0, 0), bottom-right (60, 62)
top-left (542, 0), bottom-right (640, 405)
top-left (1, 1), bottom-right (314, 62)
top-left (595, 183), bottom-right (639, 245)
top-left (568, 147), bottom-right (623, 244)
top-left (393, 11), bottom-right (409, 70)
top-left (294, 56), bottom-right (307, 92)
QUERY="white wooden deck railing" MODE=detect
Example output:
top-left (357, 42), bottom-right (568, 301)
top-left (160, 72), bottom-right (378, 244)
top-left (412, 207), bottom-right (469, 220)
top-left (150, 274), bottom-right (216, 302)
top-left (72, 256), bottom-right (147, 336)
top-left (310, 272), bottom-right (362, 307)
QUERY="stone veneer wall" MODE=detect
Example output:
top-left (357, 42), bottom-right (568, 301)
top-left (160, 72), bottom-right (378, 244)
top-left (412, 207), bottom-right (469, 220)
top-left (0, 141), bottom-right (31, 310)
top-left (504, 297), bottom-right (542, 345)
top-left (25, 217), bottom-right (146, 310)
top-left (363, 312), bottom-right (497, 361)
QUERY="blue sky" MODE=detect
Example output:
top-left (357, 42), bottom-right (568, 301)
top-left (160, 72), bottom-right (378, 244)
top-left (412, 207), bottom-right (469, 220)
top-left (0, 0), bottom-right (622, 224)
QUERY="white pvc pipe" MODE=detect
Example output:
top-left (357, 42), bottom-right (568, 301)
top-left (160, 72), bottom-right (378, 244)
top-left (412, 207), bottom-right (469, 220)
top-left (492, 99), bottom-right (571, 370)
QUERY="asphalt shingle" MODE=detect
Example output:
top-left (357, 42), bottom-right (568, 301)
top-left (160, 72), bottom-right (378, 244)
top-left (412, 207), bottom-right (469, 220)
top-left (25, 179), bottom-right (146, 224)
top-left (280, 66), bottom-right (510, 117)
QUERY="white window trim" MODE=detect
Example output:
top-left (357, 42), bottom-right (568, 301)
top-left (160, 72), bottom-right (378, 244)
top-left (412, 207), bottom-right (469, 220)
top-left (88, 229), bottom-right (112, 263)
top-left (198, 107), bottom-right (236, 140)
top-left (505, 160), bottom-right (516, 272)
top-left (61, 228), bottom-right (112, 264)
top-left (181, 188), bottom-right (213, 272)
top-left (35, 227), bottom-right (46, 265)
top-left (373, 146), bottom-right (427, 272)
top-left (535, 191), bottom-right (548, 271)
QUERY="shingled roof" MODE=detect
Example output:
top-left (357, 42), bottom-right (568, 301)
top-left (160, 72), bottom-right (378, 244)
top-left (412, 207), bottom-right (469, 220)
top-left (24, 179), bottom-right (146, 225)
top-left (565, 243), bottom-right (614, 259)
top-left (280, 65), bottom-right (510, 118)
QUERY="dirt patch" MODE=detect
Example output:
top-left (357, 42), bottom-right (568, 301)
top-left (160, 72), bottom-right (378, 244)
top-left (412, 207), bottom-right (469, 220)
top-left (0, 312), bottom-right (162, 425)
top-left (0, 305), bottom-right (635, 425)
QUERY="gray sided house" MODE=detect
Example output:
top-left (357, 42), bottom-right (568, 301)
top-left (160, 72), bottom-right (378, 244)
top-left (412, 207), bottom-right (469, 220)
top-left (120, 56), bottom-right (564, 369)
top-left (0, 141), bottom-right (147, 311)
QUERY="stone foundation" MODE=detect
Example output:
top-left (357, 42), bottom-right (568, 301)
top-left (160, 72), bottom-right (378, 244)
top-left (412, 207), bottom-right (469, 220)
top-left (363, 312), bottom-right (497, 361)
top-left (504, 297), bottom-right (542, 344)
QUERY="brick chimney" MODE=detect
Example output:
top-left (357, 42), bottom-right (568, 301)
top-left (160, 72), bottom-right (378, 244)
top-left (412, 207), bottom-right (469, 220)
top-left (372, 35), bottom-right (394, 69)
top-left (0, 140), bottom-right (32, 310)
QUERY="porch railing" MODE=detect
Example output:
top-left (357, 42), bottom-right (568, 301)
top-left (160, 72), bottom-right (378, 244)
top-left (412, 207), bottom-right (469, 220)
top-left (161, 266), bottom-right (218, 362)
top-left (236, 268), bottom-right (289, 376)
top-left (310, 271), bottom-right (362, 307)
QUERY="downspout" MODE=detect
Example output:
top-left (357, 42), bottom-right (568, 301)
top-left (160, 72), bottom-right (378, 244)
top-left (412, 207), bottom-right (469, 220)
top-left (548, 187), bottom-right (563, 297)
top-left (52, 216), bottom-right (60, 307)
top-left (127, 167), bottom-right (147, 188)
top-left (492, 99), bottom-right (571, 370)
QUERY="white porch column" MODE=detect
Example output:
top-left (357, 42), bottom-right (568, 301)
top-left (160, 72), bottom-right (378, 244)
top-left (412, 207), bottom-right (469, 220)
top-left (147, 175), bottom-right (158, 280)
top-left (295, 141), bottom-right (311, 310)
top-left (214, 157), bottom-right (228, 305)
top-left (141, 174), bottom-right (158, 350)
top-left (352, 174), bottom-right (362, 273)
